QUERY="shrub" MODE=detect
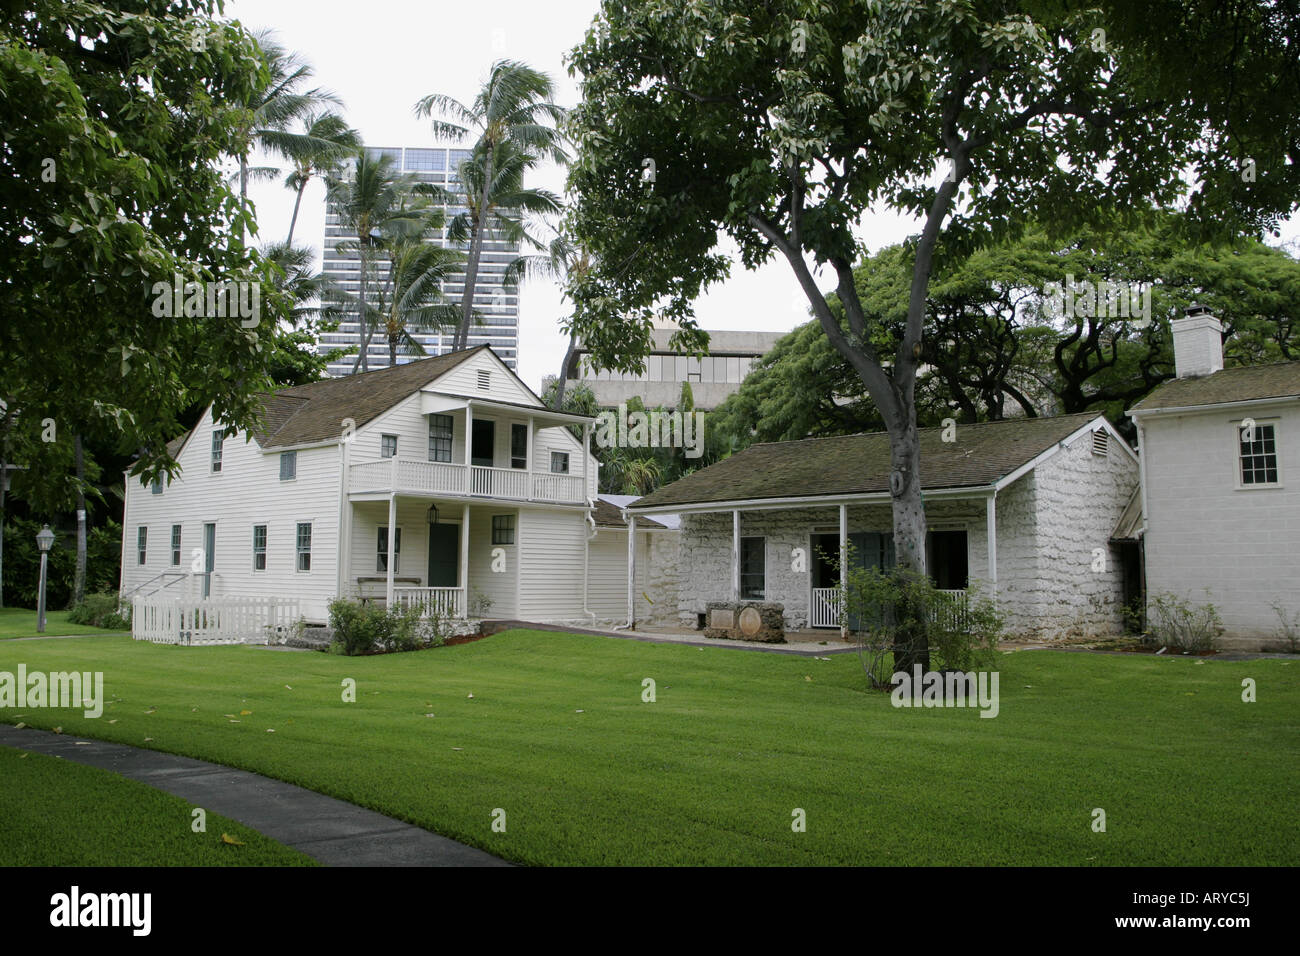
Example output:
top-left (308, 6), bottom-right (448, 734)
top-left (841, 564), bottom-right (1002, 689)
top-left (1147, 592), bottom-right (1224, 652)
top-left (328, 598), bottom-right (451, 655)
top-left (67, 592), bottom-right (130, 629)
top-left (1270, 603), bottom-right (1300, 653)
top-left (468, 589), bottom-right (493, 618)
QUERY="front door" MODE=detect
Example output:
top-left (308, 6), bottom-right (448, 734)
top-left (202, 523), bottom-right (216, 598)
top-left (471, 420), bottom-right (495, 467)
top-left (846, 531), bottom-right (895, 630)
top-left (427, 522), bottom-right (459, 588)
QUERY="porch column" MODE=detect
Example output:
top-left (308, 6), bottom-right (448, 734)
top-left (460, 503), bottom-right (470, 618)
top-left (986, 491), bottom-right (998, 602)
top-left (626, 514), bottom-right (636, 628)
top-left (526, 414), bottom-right (534, 500)
top-left (464, 402), bottom-right (474, 494)
top-left (732, 509), bottom-right (741, 601)
top-left (839, 503), bottom-right (848, 637)
top-left (385, 493), bottom-right (397, 608)
top-left (581, 422), bottom-right (590, 501)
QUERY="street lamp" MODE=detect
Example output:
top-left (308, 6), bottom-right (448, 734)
top-left (35, 524), bottom-right (54, 633)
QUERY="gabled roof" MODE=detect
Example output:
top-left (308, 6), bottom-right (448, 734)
top-left (1129, 361), bottom-right (1300, 414)
top-left (250, 347), bottom-right (490, 450)
top-left (630, 412), bottom-right (1111, 511)
top-left (591, 497), bottom-right (670, 529)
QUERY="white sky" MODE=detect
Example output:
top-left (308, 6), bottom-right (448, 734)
top-left (229, 0), bottom-right (1297, 393)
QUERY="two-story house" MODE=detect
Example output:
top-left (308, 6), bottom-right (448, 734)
top-left (1128, 306), bottom-right (1300, 649)
top-left (120, 346), bottom-right (625, 628)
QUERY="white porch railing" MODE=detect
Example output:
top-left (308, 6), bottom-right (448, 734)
top-left (132, 596), bottom-right (300, 645)
top-left (809, 587), bottom-right (969, 630)
top-left (349, 459), bottom-right (586, 505)
top-left (393, 586), bottom-right (465, 619)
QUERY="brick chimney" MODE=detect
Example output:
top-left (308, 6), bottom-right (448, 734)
top-left (1171, 303), bottom-right (1224, 379)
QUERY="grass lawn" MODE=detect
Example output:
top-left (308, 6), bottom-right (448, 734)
top-left (0, 606), bottom-right (125, 640)
top-left (0, 629), bottom-right (1295, 866)
top-left (0, 746), bottom-right (315, 866)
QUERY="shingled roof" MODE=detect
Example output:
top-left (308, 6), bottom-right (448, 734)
top-left (630, 412), bottom-right (1109, 510)
top-left (591, 497), bottom-right (670, 529)
top-left (1129, 361), bottom-right (1300, 413)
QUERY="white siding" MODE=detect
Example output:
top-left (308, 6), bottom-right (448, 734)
top-left (120, 409), bottom-right (341, 622)
top-left (517, 507), bottom-right (589, 621)
top-left (430, 349), bottom-right (538, 405)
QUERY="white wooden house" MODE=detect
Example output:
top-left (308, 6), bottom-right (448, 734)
top-left (120, 347), bottom-right (636, 632)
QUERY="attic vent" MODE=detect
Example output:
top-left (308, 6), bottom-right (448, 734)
top-left (477, 369), bottom-right (491, 390)
top-left (1091, 430), bottom-right (1109, 457)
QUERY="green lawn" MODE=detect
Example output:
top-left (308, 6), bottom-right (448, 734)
top-left (0, 630), bottom-right (1295, 865)
top-left (0, 746), bottom-right (315, 866)
top-left (0, 606), bottom-right (124, 639)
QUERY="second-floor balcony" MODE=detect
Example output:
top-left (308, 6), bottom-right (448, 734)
top-left (349, 458), bottom-right (587, 505)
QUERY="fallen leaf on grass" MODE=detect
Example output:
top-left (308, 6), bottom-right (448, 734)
top-left (220, 833), bottom-right (244, 846)
top-left (266, 729), bottom-right (275, 733)
top-left (107, 719), bottom-right (117, 725)
top-left (52, 726), bottom-right (63, 734)
top-left (284, 685), bottom-right (292, 690)
top-left (18, 753), bottom-right (27, 759)
top-left (14, 722), bottom-right (25, 730)
top-left (239, 709), bottom-right (252, 716)
top-left (145, 708), bottom-right (156, 714)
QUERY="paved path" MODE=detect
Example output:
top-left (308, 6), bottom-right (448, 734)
top-left (0, 725), bottom-right (508, 867)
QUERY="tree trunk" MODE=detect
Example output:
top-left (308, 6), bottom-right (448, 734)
top-left (553, 330), bottom-right (577, 409)
top-left (887, 420), bottom-right (929, 674)
top-left (287, 179), bottom-right (307, 247)
top-left (389, 330), bottom-right (399, 367)
top-left (352, 245), bottom-right (369, 373)
top-left (73, 433), bottom-right (87, 606)
top-left (456, 149), bottom-right (494, 351)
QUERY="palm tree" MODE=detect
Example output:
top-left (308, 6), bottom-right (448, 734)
top-left (325, 151), bottom-right (448, 372)
top-left (239, 32), bottom-right (340, 235)
top-left (415, 60), bottom-right (567, 350)
top-left (368, 212), bottom-right (465, 366)
top-left (282, 112), bottom-right (361, 247)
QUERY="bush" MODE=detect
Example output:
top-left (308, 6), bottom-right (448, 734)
top-left (1147, 592), bottom-right (1224, 652)
top-left (328, 598), bottom-right (450, 656)
top-left (842, 565), bottom-right (1002, 689)
top-left (66, 592), bottom-right (131, 630)
top-left (1270, 602), bottom-right (1300, 653)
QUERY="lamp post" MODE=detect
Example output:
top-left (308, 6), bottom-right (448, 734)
top-left (35, 524), bottom-right (54, 633)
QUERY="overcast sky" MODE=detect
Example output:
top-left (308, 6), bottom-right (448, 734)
top-left (229, 0), bottom-right (1298, 393)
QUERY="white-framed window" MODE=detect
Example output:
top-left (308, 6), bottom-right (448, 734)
top-left (550, 451), bottom-right (570, 474)
top-left (252, 524), bottom-right (267, 571)
top-left (492, 514), bottom-right (515, 545)
top-left (280, 451), bottom-right (297, 480)
top-left (170, 525), bottom-right (182, 567)
top-left (150, 477), bottom-right (163, 495)
top-left (296, 522), bottom-right (312, 571)
top-left (137, 526), bottom-right (148, 566)
top-left (381, 434), bottom-right (398, 459)
top-left (511, 423), bottom-right (528, 469)
top-left (211, 429), bottom-right (225, 473)
top-left (740, 536), bottom-right (765, 600)
top-left (428, 414), bottom-right (453, 463)
top-left (377, 526), bottom-right (401, 573)
top-left (1237, 420), bottom-right (1280, 486)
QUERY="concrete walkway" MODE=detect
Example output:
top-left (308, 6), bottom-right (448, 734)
top-left (0, 725), bottom-right (507, 867)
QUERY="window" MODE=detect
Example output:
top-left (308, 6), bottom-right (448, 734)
top-left (381, 434), bottom-right (398, 459)
top-left (511, 424), bottom-right (528, 469)
top-left (492, 514), bottom-right (515, 545)
top-left (740, 536), bottom-right (765, 599)
top-left (550, 451), bottom-right (570, 474)
top-left (1239, 422), bottom-right (1279, 485)
top-left (279, 451), bottom-right (297, 480)
top-left (296, 522), bottom-right (312, 571)
top-left (687, 358), bottom-right (701, 383)
top-left (137, 527), bottom-right (147, 566)
top-left (428, 414), bottom-right (453, 462)
top-left (211, 429), bottom-right (225, 472)
top-left (150, 477), bottom-right (162, 495)
top-left (377, 526), bottom-right (401, 573)
top-left (171, 525), bottom-right (182, 567)
top-left (252, 525), bottom-right (267, 571)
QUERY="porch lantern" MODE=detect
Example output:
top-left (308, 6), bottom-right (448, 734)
top-left (35, 524), bottom-right (55, 634)
top-left (427, 503), bottom-right (439, 526)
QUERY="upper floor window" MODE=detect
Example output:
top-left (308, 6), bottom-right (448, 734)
top-left (428, 414), bottom-right (453, 463)
top-left (137, 527), bottom-right (148, 566)
top-left (511, 424), bottom-right (528, 470)
top-left (381, 434), bottom-right (398, 459)
top-left (211, 429), bottom-right (225, 472)
top-left (252, 525), bottom-right (267, 571)
top-left (171, 525), bottom-right (182, 566)
top-left (296, 522), bottom-right (312, 571)
top-left (279, 451), bottom-right (297, 480)
top-left (150, 477), bottom-right (162, 495)
top-left (550, 452), bottom-right (570, 475)
top-left (1239, 421), bottom-right (1279, 486)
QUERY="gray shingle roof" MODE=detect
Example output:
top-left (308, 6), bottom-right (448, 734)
top-left (1130, 361), bottom-right (1300, 413)
top-left (591, 497), bottom-right (670, 529)
top-left (630, 412), bottom-right (1106, 510)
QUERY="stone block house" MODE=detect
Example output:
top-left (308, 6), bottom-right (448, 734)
top-left (626, 413), bottom-right (1139, 640)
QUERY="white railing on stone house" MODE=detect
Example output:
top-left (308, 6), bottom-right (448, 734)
top-left (809, 587), bottom-right (969, 631)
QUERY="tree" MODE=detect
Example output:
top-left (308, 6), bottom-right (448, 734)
top-left (567, 0), bottom-right (1300, 670)
top-left (415, 59), bottom-right (568, 350)
top-left (282, 111), bottom-right (361, 247)
top-left (368, 213), bottom-right (465, 367)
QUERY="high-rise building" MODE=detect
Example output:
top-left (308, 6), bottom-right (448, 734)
top-left (318, 145), bottom-right (520, 376)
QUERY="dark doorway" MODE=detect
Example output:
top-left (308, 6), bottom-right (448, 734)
top-left (926, 530), bottom-right (969, 590)
top-left (427, 523), bottom-right (459, 587)
top-left (471, 420), bottom-right (495, 467)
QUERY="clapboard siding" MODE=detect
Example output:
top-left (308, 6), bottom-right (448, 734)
top-left (120, 407), bottom-right (341, 622)
top-left (429, 349), bottom-right (537, 405)
top-left (517, 508), bottom-right (589, 621)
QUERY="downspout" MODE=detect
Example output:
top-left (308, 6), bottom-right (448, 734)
top-left (581, 499), bottom-right (598, 626)
top-left (613, 507), bottom-right (635, 631)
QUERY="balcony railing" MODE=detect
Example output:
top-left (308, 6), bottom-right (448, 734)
top-left (349, 458), bottom-right (586, 505)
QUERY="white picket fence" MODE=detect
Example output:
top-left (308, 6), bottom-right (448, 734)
top-left (132, 596), bottom-right (300, 646)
